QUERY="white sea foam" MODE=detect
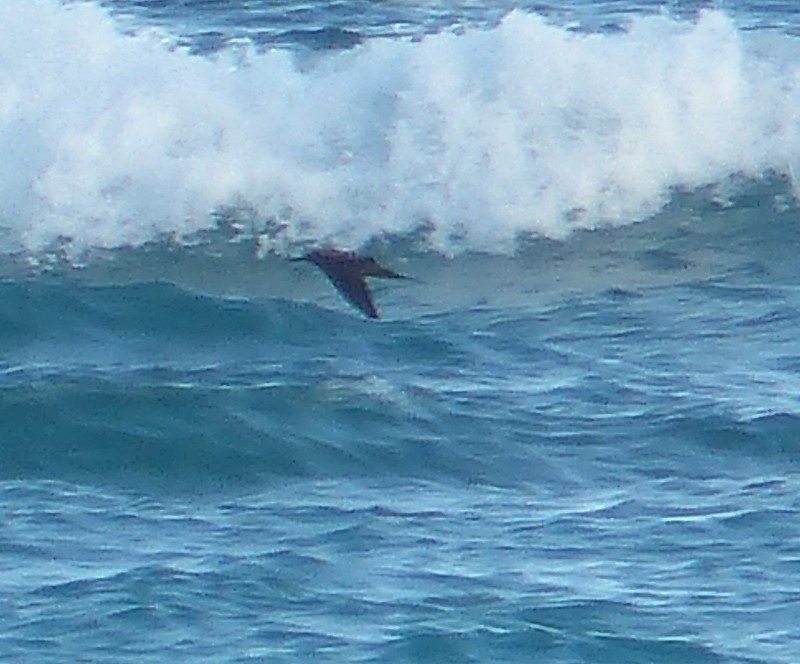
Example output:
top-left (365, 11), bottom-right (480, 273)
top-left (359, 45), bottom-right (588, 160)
top-left (2, 0), bottom-right (800, 255)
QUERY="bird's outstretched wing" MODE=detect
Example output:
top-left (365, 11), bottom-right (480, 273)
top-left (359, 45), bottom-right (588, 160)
top-left (318, 264), bottom-right (380, 319)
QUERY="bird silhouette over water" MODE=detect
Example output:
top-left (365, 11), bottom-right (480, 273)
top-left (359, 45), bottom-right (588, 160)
top-left (292, 248), bottom-right (407, 319)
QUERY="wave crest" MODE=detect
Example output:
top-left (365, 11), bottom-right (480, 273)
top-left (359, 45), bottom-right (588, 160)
top-left (2, 2), bottom-right (800, 256)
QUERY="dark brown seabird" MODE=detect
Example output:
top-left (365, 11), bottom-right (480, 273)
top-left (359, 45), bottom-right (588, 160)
top-left (292, 248), bottom-right (407, 319)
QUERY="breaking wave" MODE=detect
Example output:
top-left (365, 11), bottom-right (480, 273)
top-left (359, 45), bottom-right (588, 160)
top-left (1, 1), bottom-right (800, 257)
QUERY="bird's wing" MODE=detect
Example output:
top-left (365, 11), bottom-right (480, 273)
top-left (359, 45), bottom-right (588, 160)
top-left (370, 265), bottom-right (407, 279)
top-left (319, 265), bottom-right (380, 319)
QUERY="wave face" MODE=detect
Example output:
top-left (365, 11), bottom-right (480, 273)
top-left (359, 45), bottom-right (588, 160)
top-left (1, 239), bottom-right (799, 493)
top-left (1, 261), bottom-right (799, 664)
top-left (3, 1), bottom-right (800, 255)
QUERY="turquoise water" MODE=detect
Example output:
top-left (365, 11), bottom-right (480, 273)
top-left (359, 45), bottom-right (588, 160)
top-left (1, 1), bottom-right (800, 662)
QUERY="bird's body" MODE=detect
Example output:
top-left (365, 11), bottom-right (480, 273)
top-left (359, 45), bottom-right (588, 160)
top-left (292, 248), bottom-right (406, 318)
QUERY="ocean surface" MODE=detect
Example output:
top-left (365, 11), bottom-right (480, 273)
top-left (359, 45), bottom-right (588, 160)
top-left (2, 0), bottom-right (800, 662)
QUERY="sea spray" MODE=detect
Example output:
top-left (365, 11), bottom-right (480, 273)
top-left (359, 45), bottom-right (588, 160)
top-left (1, 1), bottom-right (799, 256)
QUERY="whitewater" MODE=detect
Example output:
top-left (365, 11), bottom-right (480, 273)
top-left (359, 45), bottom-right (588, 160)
top-left (2, 0), bottom-right (800, 254)
top-left (1, 1), bottom-right (799, 663)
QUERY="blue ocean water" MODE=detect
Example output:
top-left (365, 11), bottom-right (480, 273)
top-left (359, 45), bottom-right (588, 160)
top-left (2, 0), bottom-right (800, 662)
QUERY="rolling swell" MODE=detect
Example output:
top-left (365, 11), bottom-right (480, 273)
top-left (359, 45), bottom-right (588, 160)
top-left (1, 257), bottom-right (797, 493)
top-left (0, 279), bottom-right (516, 491)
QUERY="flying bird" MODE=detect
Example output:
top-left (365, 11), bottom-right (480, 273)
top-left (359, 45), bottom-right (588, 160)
top-left (292, 248), bottom-right (407, 319)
